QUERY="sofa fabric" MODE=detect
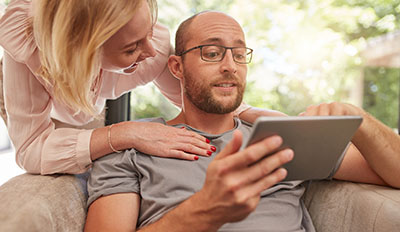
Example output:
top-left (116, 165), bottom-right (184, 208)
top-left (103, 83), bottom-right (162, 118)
top-left (304, 180), bottom-right (400, 232)
top-left (1, 174), bottom-right (400, 231)
top-left (0, 174), bottom-right (87, 232)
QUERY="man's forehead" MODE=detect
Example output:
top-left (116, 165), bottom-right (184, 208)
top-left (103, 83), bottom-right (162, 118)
top-left (188, 12), bottom-right (245, 45)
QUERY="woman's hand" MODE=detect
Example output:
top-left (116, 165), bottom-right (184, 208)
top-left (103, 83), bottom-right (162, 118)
top-left (125, 121), bottom-right (214, 160)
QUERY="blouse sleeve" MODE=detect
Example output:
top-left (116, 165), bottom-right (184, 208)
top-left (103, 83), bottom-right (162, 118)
top-left (0, 0), bottom-right (92, 174)
top-left (3, 53), bottom-right (93, 174)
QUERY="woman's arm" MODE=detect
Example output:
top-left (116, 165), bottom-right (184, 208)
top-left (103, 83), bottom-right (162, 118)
top-left (90, 120), bottom-right (213, 162)
top-left (237, 104), bottom-right (287, 123)
top-left (3, 53), bottom-right (93, 174)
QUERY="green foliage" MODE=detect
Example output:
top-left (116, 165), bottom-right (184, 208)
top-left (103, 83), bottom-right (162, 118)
top-left (131, 0), bottom-right (399, 127)
top-left (131, 86), bottom-right (179, 120)
top-left (363, 68), bottom-right (399, 128)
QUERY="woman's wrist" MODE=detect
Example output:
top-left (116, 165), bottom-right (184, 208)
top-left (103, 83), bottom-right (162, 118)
top-left (234, 102), bottom-right (251, 117)
top-left (108, 124), bottom-right (122, 153)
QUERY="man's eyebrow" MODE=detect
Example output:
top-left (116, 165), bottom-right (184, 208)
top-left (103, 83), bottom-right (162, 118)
top-left (200, 37), bottom-right (246, 46)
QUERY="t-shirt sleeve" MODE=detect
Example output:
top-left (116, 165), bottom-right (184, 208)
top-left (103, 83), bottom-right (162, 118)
top-left (87, 149), bottom-right (140, 207)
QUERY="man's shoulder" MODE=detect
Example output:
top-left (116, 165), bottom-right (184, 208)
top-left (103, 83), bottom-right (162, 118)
top-left (133, 117), bottom-right (166, 124)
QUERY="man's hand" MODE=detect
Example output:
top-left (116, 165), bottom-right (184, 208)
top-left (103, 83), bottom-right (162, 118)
top-left (192, 130), bottom-right (293, 228)
top-left (299, 102), bottom-right (364, 117)
top-left (300, 102), bottom-right (400, 188)
top-left (299, 102), bottom-right (368, 142)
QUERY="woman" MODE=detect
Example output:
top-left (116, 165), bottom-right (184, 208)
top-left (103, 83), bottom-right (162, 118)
top-left (0, 0), bottom-right (280, 175)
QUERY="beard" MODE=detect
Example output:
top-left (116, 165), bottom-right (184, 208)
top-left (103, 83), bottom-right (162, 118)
top-left (183, 70), bottom-right (245, 114)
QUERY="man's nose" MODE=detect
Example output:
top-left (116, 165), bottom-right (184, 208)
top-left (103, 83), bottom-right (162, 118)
top-left (219, 49), bottom-right (237, 74)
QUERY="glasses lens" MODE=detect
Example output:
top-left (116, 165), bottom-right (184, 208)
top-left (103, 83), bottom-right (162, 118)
top-left (232, 48), bottom-right (252, 64)
top-left (201, 46), bottom-right (224, 61)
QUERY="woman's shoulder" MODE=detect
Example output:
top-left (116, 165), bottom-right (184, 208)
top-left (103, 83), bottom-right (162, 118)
top-left (0, 0), bottom-right (37, 64)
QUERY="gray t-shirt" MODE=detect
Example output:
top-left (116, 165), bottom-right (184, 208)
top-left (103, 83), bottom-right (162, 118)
top-left (87, 118), bottom-right (316, 232)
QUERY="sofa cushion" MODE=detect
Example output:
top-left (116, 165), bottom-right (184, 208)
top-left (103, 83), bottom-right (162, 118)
top-left (0, 173), bottom-right (87, 232)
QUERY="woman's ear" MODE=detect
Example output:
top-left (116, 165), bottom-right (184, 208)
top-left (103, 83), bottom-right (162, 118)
top-left (168, 55), bottom-right (184, 80)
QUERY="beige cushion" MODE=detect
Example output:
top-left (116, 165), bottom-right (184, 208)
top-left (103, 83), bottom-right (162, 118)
top-left (304, 180), bottom-right (400, 232)
top-left (1, 174), bottom-right (400, 231)
top-left (0, 174), bottom-right (87, 232)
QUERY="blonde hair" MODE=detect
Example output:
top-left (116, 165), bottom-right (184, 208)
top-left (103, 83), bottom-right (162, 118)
top-left (33, 0), bottom-right (157, 115)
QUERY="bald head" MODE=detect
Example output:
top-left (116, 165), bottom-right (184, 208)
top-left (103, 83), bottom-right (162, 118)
top-left (175, 11), bottom-right (245, 57)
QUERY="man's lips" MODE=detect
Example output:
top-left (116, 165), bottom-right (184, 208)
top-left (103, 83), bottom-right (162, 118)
top-left (214, 83), bottom-right (236, 87)
top-left (212, 82), bottom-right (238, 92)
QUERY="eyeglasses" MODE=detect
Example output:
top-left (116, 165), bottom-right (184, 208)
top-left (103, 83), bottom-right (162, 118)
top-left (177, 44), bottom-right (253, 64)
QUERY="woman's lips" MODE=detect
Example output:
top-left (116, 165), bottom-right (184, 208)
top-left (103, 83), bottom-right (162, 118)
top-left (123, 62), bottom-right (139, 73)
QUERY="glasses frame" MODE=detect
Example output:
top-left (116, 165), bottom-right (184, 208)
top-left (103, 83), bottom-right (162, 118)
top-left (178, 44), bottom-right (253, 64)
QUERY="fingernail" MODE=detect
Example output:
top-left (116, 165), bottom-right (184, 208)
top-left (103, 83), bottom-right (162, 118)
top-left (211, 146), bottom-right (216, 152)
top-left (206, 138), bottom-right (210, 143)
top-left (271, 136), bottom-right (282, 146)
top-left (194, 156), bottom-right (199, 160)
top-left (181, 126), bottom-right (185, 129)
top-left (207, 151), bottom-right (212, 156)
top-left (285, 149), bottom-right (294, 160)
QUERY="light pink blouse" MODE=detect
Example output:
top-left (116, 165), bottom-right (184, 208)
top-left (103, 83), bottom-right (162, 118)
top-left (0, 0), bottom-right (182, 174)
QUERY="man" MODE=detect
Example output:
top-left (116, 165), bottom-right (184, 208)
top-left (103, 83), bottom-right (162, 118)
top-left (84, 11), bottom-right (400, 232)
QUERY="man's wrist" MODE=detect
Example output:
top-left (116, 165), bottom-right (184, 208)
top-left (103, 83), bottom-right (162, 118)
top-left (174, 192), bottom-right (223, 232)
top-left (139, 192), bottom-right (223, 232)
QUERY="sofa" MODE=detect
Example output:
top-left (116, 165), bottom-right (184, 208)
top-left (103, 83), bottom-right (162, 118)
top-left (1, 58), bottom-right (400, 231)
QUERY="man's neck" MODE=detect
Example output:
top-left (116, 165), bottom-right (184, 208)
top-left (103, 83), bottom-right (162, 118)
top-left (167, 103), bottom-right (236, 135)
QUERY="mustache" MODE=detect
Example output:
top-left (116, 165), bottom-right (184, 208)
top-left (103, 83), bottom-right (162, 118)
top-left (210, 74), bottom-right (244, 87)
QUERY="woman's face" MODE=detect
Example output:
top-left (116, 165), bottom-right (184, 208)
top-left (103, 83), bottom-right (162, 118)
top-left (101, 1), bottom-right (156, 74)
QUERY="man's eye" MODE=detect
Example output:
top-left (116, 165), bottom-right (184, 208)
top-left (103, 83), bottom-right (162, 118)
top-left (234, 53), bottom-right (245, 60)
top-left (204, 51), bottom-right (220, 59)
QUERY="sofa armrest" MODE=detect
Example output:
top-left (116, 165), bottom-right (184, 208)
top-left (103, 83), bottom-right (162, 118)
top-left (304, 180), bottom-right (400, 232)
top-left (0, 173), bottom-right (87, 232)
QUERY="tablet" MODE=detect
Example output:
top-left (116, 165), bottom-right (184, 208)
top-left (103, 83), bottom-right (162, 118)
top-left (242, 116), bottom-right (363, 181)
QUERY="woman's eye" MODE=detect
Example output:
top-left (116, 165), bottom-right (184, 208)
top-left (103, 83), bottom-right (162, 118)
top-left (125, 49), bottom-right (136, 55)
top-left (124, 42), bottom-right (139, 55)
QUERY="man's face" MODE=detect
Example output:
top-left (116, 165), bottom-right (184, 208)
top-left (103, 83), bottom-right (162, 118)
top-left (181, 13), bottom-right (248, 114)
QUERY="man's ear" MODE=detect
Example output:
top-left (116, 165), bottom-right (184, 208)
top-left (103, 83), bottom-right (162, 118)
top-left (168, 55), bottom-right (184, 80)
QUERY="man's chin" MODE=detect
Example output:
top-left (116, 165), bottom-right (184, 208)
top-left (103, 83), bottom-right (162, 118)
top-left (205, 98), bottom-right (241, 114)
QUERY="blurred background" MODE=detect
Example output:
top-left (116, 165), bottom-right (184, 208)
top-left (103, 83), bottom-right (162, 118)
top-left (0, 0), bottom-right (399, 184)
top-left (133, 0), bottom-right (400, 129)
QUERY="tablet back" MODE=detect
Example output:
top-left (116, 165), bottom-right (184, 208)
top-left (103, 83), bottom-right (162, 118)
top-left (243, 116), bottom-right (363, 181)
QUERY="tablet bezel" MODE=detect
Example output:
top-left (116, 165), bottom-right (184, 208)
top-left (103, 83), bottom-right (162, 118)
top-left (242, 116), bottom-right (363, 181)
